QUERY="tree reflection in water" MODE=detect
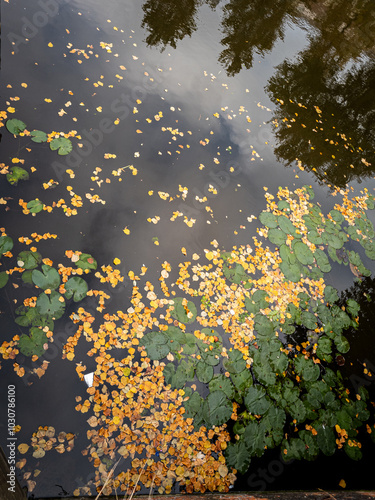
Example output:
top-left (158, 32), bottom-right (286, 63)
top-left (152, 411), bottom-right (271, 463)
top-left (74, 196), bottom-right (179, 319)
top-left (141, 0), bottom-right (375, 187)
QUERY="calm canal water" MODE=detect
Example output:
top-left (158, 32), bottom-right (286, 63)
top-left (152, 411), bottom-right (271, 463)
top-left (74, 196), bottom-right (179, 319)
top-left (1, 0), bottom-right (375, 496)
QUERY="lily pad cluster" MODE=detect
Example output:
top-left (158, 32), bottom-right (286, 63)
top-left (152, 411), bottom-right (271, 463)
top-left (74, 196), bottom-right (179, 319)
top-left (5, 118), bottom-right (74, 187)
top-left (258, 187), bottom-right (375, 283)
top-left (140, 185), bottom-right (375, 478)
top-left (2, 242), bottom-right (96, 358)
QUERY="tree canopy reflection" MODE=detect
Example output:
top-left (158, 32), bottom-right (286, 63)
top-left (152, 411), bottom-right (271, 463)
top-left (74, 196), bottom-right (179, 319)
top-left (140, 0), bottom-right (375, 186)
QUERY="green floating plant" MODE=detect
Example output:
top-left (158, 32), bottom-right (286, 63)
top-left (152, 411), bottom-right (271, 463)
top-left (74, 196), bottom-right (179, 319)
top-left (18, 327), bottom-right (48, 357)
top-left (7, 167), bottom-right (29, 186)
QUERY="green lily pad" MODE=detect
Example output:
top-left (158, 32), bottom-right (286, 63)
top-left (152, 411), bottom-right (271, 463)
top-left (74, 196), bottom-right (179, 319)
top-left (0, 236), bottom-right (14, 255)
top-left (183, 392), bottom-right (203, 418)
top-left (30, 130), bottom-right (47, 143)
top-left (231, 369), bottom-right (253, 394)
top-left (32, 265), bottom-right (61, 290)
top-left (17, 251), bottom-right (42, 270)
top-left (223, 349), bottom-right (246, 374)
top-left (244, 386), bottom-right (271, 415)
top-left (142, 331), bottom-right (170, 360)
top-left (7, 167), bottom-right (29, 186)
top-left (223, 262), bottom-right (248, 284)
top-left (18, 327), bottom-right (48, 357)
top-left (314, 248), bottom-right (331, 273)
top-left (306, 230), bottom-right (323, 245)
top-left (205, 390), bottom-right (233, 426)
top-left (64, 276), bottom-right (88, 302)
top-left (278, 215), bottom-right (296, 235)
top-left (0, 272), bottom-right (9, 288)
top-left (268, 228), bottom-right (287, 246)
top-left (259, 211), bottom-right (278, 228)
top-left (170, 297), bottom-right (197, 324)
top-left (209, 375), bottom-right (235, 399)
top-left (36, 291), bottom-right (65, 319)
top-left (15, 306), bottom-right (54, 331)
top-left (324, 285), bottom-right (339, 304)
top-left (293, 241), bottom-right (315, 265)
top-left (196, 361), bottom-right (214, 383)
top-left (334, 335), bottom-right (350, 354)
top-left (27, 199), bottom-right (44, 213)
top-left (76, 253), bottom-right (97, 271)
top-left (316, 425), bottom-right (336, 456)
top-left (49, 137), bottom-right (73, 155)
top-left (6, 118), bottom-right (26, 135)
top-left (224, 440), bottom-right (251, 475)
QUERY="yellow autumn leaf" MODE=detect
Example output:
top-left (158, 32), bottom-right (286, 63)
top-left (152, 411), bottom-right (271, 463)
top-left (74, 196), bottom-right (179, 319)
top-left (113, 258), bottom-right (121, 265)
top-left (18, 443), bottom-right (29, 454)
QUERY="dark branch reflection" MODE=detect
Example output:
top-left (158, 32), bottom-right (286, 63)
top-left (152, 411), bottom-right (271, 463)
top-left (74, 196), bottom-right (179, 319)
top-left (140, 0), bottom-right (375, 186)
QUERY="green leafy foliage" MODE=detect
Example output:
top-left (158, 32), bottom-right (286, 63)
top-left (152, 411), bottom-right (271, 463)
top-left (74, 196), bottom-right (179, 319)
top-left (27, 199), bottom-right (44, 213)
top-left (0, 236), bottom-right (14, 255)
top-left (6, 118), bottom-right (26, 135)
top-left (64, 277), bottom-right (88, 301)
top-left (7, 167), bottom-right (29, 186)
top-left (17, 251), bottom-right (42, 269)
top-left (0, 272), bottom-right (9, 288)
top-left (36, 291), bottom-right (65, 319)
top-left (76, 253), bottom-right (97, 270)
top-left (49, 136), bottom-right (73, 155)
top-left (30, 130), bottom-right (48, 143)
top-left (32, 265), bottom-right (61, 290)
top-left (170, 297), bottom-right (197, 323)
top-left (18, 328), bottom-right (48, 357)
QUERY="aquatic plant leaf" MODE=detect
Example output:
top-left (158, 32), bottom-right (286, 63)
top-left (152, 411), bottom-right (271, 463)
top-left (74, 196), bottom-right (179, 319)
top-left (30, 130), bottom-right (47, 143)
top-left (6, 118), bottom-right (26, 135)
top-left (230, 369), bottom-right (253, 394)
top-left (279, 260), bottom-right (302, 283)
top-left (7, 167), bottom-right (29, 186)
top-left (293, 241), bottom-right (315, 265)
top-left (301, 311), bottom-right (317, 330)
top-left (282, 437), bottom-right (306, 461)
top-left (0, 235), bottom-right (13, 254)
top-left (334, 335), bottom-right (350, 354)
top-left (306, 230), bottom-right (323, 245)
top-left (268, 228), bottom-right (286, 246)
top-left (50, 137), bottom-right (73, 155)
top-left (278, 214), bottom-right (296, 235)
top-left (32, 265), bottom-right (61, 290)
top-left (206, 390), bottom-right (233, 426)
top-left (64, 277), bottom-right (88, 302)
top-left (294, 357), bottom-right (320, 382)
top-left (316, 425), bottom-right (336, 456)
top-left (18, 327), bottom-right (48, 357)
top-left (288, 398), bottom-right (306, 423)
top-left (223, 349), bottom-right (246, 373)
top-left (27, 199), bottom-right (44, 213)
top-left (17, 251), bottom-right (42, 270)
top-left (76, 253), bottom-right (97, 270)
top-left (183, 392), bottom-right (202, 418)
top-left (259, 211), bottom-right (278, 228)
top-left (314, 248), bottom-right (331, 273)
top-left (209, 375), bottom-right (235, 399)
top-left (196, 361), bottom-right (214, 383)
top-left (224, 440), bottom-right (251, 475)
top-left (142, 331), bottom-right (170, 360)
top-left (346, 299), bottom-right (360, 317)
top-left (244, 421), bottom-right (266, 456)
top-left (0, 272), bottom-right (9, 288)
top-left (223, 262), bottom-right (247, 284)
top-left (170, 297), bottom-right (197, 323)
top-left (245, 386), bottom-right (271, 415)
top-left (36, 291), bottom-right (65, 319)
top-left (324, 285), bottom-right (339, 304)
top-left (329, 209), bottom-right (344, 224)
top-left (344, 442), bottom-right (362, 460)
top-left (245, 290), bottom-right (269, 314)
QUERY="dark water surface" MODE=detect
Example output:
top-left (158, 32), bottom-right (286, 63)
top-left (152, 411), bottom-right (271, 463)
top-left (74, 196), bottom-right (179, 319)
top-left (1, 0), bottom-right (375, 497)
